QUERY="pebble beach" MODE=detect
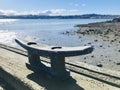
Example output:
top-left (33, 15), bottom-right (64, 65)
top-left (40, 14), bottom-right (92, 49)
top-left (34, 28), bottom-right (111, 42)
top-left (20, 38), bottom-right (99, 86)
top-left (64, 19), bottom-right (120, 71)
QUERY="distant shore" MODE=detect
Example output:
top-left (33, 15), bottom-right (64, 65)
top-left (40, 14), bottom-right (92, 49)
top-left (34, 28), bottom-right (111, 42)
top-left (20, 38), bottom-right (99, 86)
top-left (63, 19), bottom-right (120, 71)
top-left (0, 14), bottom-right (119, 19)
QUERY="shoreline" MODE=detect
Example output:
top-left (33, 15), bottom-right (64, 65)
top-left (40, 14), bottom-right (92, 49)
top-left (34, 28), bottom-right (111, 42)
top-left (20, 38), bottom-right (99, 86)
top-left (63, 20), bottom-right (120, 71)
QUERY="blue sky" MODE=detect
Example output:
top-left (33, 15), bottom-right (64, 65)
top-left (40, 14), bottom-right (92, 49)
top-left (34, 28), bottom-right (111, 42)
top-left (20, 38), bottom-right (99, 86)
top-left (0, 0), bottom-right (120, 15)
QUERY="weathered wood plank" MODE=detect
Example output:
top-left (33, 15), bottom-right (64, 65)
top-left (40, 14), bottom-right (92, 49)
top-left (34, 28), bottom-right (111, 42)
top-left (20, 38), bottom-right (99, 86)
top-left (15, 38), bottom-right (94, 79)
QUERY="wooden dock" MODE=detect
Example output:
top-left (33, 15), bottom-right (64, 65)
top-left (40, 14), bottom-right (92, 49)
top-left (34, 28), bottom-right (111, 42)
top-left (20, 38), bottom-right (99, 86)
top-left (0, 44), bottom-right (120, 90)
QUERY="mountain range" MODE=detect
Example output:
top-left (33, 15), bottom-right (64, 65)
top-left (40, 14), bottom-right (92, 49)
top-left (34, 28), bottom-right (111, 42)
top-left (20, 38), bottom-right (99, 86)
top-left (0, 14), bottom-right (119, 19)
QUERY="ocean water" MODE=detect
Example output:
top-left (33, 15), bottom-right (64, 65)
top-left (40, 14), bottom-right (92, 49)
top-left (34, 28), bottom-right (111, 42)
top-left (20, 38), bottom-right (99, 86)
top-left (0, 19), bottom-right (109, 46)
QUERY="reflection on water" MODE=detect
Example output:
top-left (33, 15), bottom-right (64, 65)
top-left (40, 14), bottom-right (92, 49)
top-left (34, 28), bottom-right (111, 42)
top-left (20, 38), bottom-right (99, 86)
top-left (0, 19), bottom-right (110, 46)
top-left (0, 30), bottom-right (17, 45)
top-left (0, 19), bottom-right (18, 23)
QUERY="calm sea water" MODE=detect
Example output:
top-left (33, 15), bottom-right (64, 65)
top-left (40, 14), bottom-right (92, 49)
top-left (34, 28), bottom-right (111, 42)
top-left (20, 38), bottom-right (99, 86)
top-left (0, 19), bottom-right (110, 46)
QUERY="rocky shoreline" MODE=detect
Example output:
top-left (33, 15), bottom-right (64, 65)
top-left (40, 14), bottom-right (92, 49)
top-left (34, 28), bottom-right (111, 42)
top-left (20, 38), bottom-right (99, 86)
top-left (75, 20), bottom-right (120, 37)
top-left (63, 18), bottom-right (120, 71)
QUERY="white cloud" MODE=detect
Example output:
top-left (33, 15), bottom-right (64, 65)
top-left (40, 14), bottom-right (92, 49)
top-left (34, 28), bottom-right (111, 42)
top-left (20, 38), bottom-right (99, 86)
top-left (0, 10), bottom-right (18, 15)
top-left (0, 9), bottom-right (81, 16)
top-left (40, 9), bottom-right (66, 15)
top-left (0, 9), bottom-right (66, 16)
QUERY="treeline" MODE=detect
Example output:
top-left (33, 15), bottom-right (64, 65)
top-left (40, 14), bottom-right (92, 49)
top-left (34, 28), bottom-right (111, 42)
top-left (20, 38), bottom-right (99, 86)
top-left (0, 14), bottom-right (119, 19)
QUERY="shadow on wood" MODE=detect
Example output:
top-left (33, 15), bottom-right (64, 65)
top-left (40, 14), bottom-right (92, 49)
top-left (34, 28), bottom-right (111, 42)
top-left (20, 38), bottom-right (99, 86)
top-left (27, 72), bottom-right (84, 90)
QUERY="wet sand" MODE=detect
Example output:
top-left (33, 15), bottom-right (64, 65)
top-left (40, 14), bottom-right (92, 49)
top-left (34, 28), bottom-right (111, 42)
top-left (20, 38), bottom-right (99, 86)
top-left (63, 20), bottom-right (120, 71)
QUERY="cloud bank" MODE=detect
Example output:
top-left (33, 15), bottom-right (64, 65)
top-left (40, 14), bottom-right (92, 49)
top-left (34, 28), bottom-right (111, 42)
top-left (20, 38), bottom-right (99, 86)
top-left (0, 10), bottom-right (18, 16)
top-left (0, 9), bottom-right (80, 16)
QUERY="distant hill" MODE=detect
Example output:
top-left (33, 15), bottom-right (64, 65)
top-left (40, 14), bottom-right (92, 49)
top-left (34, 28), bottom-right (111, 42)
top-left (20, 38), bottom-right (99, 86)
top-left (0, 14), bottom-right (119, 19)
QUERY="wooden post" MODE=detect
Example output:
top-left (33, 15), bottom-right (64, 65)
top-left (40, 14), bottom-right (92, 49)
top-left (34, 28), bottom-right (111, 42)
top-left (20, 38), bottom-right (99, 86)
top-left (28, 50), bottom-right (41, 66)
top-left (27, 50), bottom-right (50, 73)
top-left (50, 54), bottom-right (70, 78)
